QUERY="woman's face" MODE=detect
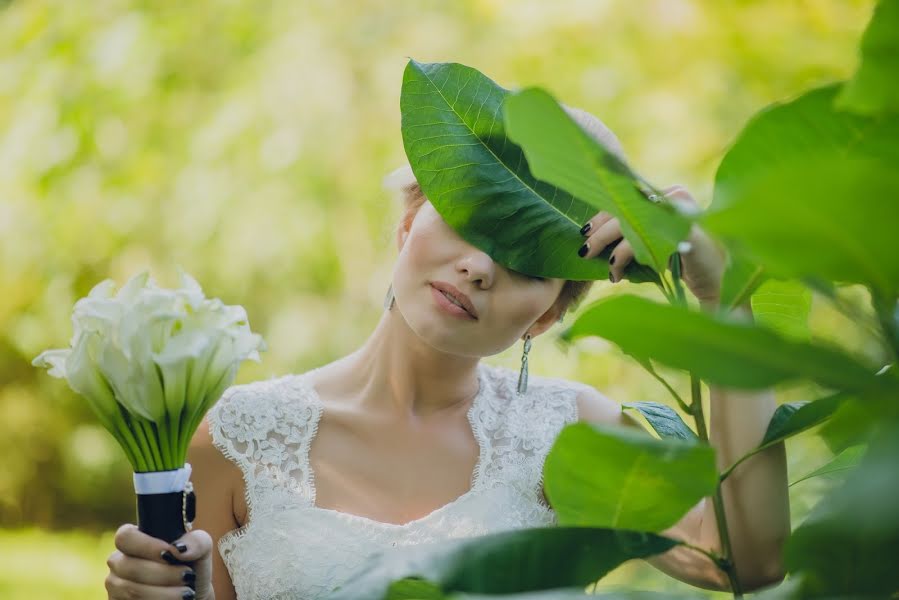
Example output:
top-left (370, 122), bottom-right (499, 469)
top-left (392, 200), bottom-right (566, 356)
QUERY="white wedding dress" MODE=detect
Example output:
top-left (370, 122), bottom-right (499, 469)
top-left (207, 360), bottom-right (586, 599)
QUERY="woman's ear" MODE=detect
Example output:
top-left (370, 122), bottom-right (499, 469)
top-left (526, 302), bottom-right (565, 339)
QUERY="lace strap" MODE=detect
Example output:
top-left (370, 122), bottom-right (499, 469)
top-left (207, 374), bottom-right (322, 521)
top-left (473, 366), bottom-right (580, 504)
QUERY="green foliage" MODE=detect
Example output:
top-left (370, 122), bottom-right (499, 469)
top-left (622, 402), bottom-right (697, 442)
top-left (704, 84), bottom-right (899, 298)
top-left (400, 61), bottom-right (656, 284)
top-left (324, 527), bottom-right (678, 600)
top-left (544, 423), bottom-right (716, 531)
top-left (503, 87), bottom-right (689, 278)
top-left (560, 294), bottom-right (886, 392)
top-left (836, 0), bottom-right (899, 114)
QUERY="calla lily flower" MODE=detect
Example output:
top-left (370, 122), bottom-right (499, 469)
top-left (32, 266), bottom-right (266, 471)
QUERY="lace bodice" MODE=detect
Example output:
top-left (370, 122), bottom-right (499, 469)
top-left (207, 361), bottom-right (583, 599)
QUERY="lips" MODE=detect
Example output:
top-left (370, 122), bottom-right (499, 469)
top-left (430, 281), bottom-right (478, 319)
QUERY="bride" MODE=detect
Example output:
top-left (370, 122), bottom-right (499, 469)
top-left (104, 108), bottom-right (789, 599)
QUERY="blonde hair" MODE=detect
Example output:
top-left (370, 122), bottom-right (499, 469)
top-left (384, 103), bottom-right (626, 320)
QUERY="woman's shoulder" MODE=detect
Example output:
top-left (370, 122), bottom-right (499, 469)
top-left (481, 362), bottom-right (623, 427)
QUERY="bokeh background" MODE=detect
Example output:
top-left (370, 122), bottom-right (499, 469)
top-left (0, 0), bottom-right (880, 597)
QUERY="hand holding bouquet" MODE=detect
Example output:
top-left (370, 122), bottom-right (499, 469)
top-left (33, 267), bottom-right (266, 542)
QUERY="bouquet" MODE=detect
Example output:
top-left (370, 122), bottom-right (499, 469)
top-left (32, 267), bottom-right (267, 542)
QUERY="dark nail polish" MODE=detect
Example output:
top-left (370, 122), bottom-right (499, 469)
top-left (578, 243), bottom-right (589, 258)
top-left (609, 254), bottom-right (616, 265)
top-left (161, 550), bottom-right (179, 565)
top-left (174, 542), bottom-right (188, 553)
top-left (182, 590), bottom-right (196, 600)
top-left (183, 569), bottom-right (196, 584)
top-left (580, 222), bottom-right (592, 236)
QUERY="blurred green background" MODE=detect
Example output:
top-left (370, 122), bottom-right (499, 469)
top-left (0, 0), bottom-right (879, 597)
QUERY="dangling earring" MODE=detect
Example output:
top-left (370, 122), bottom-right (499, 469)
top-left (516, 332), bottom-right (532, 396)
top-left (383, 282), bottom-right (395, 311)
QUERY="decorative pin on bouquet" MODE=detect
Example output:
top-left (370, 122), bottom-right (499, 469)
top-left (32, 267), bottom-right (266, 542)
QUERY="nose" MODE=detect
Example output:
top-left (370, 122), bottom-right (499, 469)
top-left (456, 250), bottom-right (495, 288)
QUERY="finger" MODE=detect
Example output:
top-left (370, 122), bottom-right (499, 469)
top-left (579, 218), bottom-right (621, 260)
top-left (663, 185), bottom-right (701, 215)
top-left (170, 530), bottom-right (214, 599)
top-left (609, 239), bottom-right (634, 283)
top-left (579, 211), bottom-right (614, 236)
top-left (107, 550), bottom-right (195, 587)
top-left (105, 572), bottom-right (196, 599)
top-left (115, 523), bottom-right (176, 563)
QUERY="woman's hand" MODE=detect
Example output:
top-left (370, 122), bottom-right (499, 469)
top-left (106, 524), bottom-right (215, 600)
top-left (577, 184), bottom-right (727, 304)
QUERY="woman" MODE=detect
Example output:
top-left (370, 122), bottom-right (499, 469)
top-left (104, 108), bottom-right (789, 599)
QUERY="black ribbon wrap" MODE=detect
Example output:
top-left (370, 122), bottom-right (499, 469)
top-left (136, 483), bottom-right (197, 543)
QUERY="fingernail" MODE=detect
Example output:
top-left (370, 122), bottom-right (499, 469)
top-left (609, 254), bottom-right (616, 265)
top-left (182, 569), bottom-right (196, 585)
top-left (609, 272), bottom-right (616, 283)
top-left (580, 222), bottom-right (592, 236)
top-left (174, 542), bottom-right (188, 553)
top-left (182, 590), bottom-right (196, 599)
top-left (161, 550), bottom-right (179, 565)
top-left (578, 242), bottom-right (589, 258)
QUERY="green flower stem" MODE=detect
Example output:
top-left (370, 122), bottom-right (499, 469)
top-left (156, 418), bottom-right (174, 470)
top-left (120, 406), bottom-right (156, 471)
top-left (139, 420), bottom-right (165, 470)
top-left (169, 410), bottom-right (182, 467)
top-left (113, 418), bottom-right (148, 472)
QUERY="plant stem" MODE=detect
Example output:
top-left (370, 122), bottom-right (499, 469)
top-left (137, 419), bottom-right (164, 471)
top-left (114, 418), bottom-right (148, 472)
top-left (121, 407), bottom-right (156, 471)
top-left (157, 417), bottom-right (174, 470)
top-left (691, 373), bottom-right (742, 597)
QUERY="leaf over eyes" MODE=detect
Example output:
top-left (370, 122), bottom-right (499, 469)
top-left (400, 60), bottom-right (659, 284)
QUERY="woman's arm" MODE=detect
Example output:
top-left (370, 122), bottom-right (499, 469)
top-left (677, 301), bottom-right (790, 590)
top-left (187, 416), bottom-right (244, 600)
top-left (571, 302), bottom-right (789, 592)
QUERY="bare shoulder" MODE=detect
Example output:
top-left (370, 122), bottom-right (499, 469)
top-left (572, 382), bottom-right (643, 430)
top-left (189, 415), bottom-right (243, 600)
top-left (188, 415), bottom-right (244, 495)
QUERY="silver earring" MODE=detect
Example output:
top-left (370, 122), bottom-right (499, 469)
top-left (384, 282), bottom-right (395, 310)
top-left (516, 333), bottom-right (532, 396)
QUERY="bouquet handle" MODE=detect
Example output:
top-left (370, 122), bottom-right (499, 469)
top-left (134, 464), bottom-right (197, 544)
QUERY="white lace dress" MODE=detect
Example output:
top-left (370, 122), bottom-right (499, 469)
top-left (207, 361), bottom-right (585, 599)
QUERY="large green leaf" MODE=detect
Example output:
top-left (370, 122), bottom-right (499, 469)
top-left (836, 0), bottom-right (899, 115)
top-left (544, 422), bottom-right (716, 532)
top-left (503, 87), bottom-right (691, 275)
top-left (704, 84), bottom-right (899, 297)
top-left (399, 60), bottom-right (656, 283)
top-left (324, 526), bottom-right (678, 600)
top-left (786, 418), bottom-right (899, 596)
top-left (622, 401), bottom-right (697, 442)
top-left (560, 294), bottom-right (888, 393)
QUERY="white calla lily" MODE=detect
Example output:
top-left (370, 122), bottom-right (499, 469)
top-left (32, 266), bottom-right (266, 472)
